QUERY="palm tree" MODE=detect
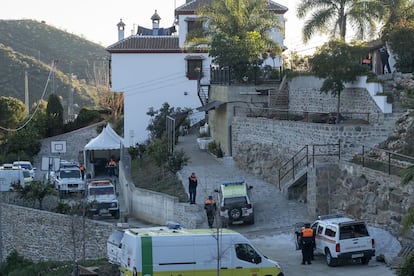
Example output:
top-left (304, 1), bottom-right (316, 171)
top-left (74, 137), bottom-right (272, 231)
top-left (296, 0), bottom-right (385, 42)
top-left (380, 0), bottom-right (414, 39)
top-left (186, 0), bottom-right (282, 81)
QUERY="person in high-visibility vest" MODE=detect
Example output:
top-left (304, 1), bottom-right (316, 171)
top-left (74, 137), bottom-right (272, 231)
top-left (204, 195), bottom-right (217, 228)
top-left (107, 158), bottom-right (117, 177)
top-left (300, 223), bottom-right (315, 265)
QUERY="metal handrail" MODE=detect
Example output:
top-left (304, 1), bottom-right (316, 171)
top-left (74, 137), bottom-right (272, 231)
top-left (278, 141), bottom-right (341, 190)
top-left (354, 146), bottom-right (414, 175)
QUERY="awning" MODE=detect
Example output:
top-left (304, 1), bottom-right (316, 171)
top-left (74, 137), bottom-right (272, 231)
top-left (196, 100), bottom-right (224, 112)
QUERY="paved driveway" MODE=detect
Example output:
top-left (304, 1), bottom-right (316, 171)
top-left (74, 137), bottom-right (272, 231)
top-left (176, 133), bottom-right (399, 275)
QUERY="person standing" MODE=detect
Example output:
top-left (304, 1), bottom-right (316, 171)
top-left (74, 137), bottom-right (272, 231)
top-left (379, 45), bottom-right (391, 74)
top-left (300, 223), bottom-right (315, 265)
top-left (79, 163), bottom-right (85, 180)
top-left (188, 172), bottom-right (198, 204)
top-left (107, 158), bottom-right (117, 177)
top-left (204, 195), bottom-right (217, 228)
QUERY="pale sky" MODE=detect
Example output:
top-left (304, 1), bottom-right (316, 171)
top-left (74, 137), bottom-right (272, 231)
top-left (1, 0), bottom-right (326, 55)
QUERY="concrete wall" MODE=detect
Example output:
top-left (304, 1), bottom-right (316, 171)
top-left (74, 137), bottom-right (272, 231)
top-left (208, 84), bottom-right (281, 156)
top-left (117, 161), bottom-right (203, 229)
top-left (0, 203), bottom-right (116, 262)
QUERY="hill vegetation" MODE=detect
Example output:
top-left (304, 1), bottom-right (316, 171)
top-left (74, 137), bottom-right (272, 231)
top-left (0, 19), bottom-right (110, 113)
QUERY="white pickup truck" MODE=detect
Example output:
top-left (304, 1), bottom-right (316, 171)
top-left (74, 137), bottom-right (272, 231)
top-left (311, 214), bottom-right (375, 266)
top-left (86, 179), bottom-right (120, 219)
top-left (51, 163), bottom-right (85, 198)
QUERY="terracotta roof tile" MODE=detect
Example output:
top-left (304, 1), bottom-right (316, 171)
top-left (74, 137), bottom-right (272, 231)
top-left (107, 36), bottom-right (180, 53)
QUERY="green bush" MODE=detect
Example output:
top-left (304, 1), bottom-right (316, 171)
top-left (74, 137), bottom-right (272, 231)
top-left (397, 252), bottom-right (414, 276)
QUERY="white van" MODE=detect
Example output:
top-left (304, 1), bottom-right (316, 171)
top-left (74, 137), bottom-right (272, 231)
top-left (108, 225), bottom-right (284, 276)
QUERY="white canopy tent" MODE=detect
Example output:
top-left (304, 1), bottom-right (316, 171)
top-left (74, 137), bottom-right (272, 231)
top-left (83, 124), bottom-right (124, 177)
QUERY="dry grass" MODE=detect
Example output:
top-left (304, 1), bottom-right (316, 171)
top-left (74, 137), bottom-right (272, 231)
top-left (130, 158), bottom-right (188, 202)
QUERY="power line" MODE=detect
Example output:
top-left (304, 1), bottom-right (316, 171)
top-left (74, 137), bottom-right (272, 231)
top-left (0, 60), bottom-right (56, 132)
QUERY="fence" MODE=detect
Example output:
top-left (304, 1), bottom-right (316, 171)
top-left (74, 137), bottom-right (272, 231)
top-left (352, 146), bottom-right (414, 176)
top-left (210, 66), bottom-right (283, 85)
top-left (278, 142), bottom-right (341, 189)
top-left (233, 106), bottom-right (378, 125)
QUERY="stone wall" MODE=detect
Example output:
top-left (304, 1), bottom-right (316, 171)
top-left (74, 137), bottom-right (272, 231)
top-left (308, 161), bottom-right (414, 239)
top-left (0, 203), bottom-right (116, 262)
top-left (232, 117), bottom-right (391, 185)
top-left (288, 76), bottom-right (383, 123)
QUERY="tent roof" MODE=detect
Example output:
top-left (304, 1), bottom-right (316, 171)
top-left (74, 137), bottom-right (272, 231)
top-left (84, 124), bottom-right (124, 150)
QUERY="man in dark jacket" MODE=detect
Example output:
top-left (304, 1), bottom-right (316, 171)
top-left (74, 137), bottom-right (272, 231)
top-left (379, 45), bottom-right (391, 74)
top-left (188, 172), bottom-right (198, 204)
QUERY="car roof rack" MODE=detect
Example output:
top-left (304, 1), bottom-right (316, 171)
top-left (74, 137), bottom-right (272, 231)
top-left (222, 180), bottom-right (245, 186)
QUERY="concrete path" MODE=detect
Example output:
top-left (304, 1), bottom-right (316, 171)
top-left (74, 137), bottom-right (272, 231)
top-left (176, 133), bottom-right (308, 233)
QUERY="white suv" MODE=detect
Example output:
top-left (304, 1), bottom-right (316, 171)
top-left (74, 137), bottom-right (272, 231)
top-left (13, 161), bottom-right (36, 178)
top-left (216, 180), bottom-right (254, 226)
top-left (311, 214), bottom-right (375, 266)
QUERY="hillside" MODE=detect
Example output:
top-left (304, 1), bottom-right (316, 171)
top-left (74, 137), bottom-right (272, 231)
top-left (0, 19), bottom-right (110, 112)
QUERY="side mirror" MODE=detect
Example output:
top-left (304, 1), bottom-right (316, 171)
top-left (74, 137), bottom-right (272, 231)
top-left (214, 189), bottom-right (219, 193)
top-left (253, 256), bottom-right (261, 264)
top-left (248, 185), bottom-right (253, 190)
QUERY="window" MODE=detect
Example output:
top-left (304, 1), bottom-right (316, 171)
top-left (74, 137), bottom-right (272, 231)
top-left (185, 57), bottom-right (203, 80)
top-left (340, 224), bottom-right (369, 239)
top-left (186, 18), bottom-right (204, 40)
top-left (235, 243), bottom-right (260, 263)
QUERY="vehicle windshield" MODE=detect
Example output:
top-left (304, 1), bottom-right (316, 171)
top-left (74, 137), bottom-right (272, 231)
top-left (19, 164), bottom-right (32, 170)
top-left (224, 196), bottom-right (247, 206)
top-left (89, 187), bottom-right (114, 195)
top-left (60, 170), bottom-right (81, 178)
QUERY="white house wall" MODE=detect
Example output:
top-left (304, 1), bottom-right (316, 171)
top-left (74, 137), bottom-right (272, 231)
top-left (111, 53), bottom-right (211, 145)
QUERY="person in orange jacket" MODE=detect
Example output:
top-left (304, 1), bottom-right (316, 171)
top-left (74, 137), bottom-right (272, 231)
top-left (300, 223), bottom-right (315, 265)
top-left (107, 158), bottom-right (117, 177)
top-left (204, 195), bottom-right (217, 228)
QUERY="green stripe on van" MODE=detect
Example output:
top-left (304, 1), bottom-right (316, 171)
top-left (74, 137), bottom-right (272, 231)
top-left (141, 236), bottom-right (153, 275)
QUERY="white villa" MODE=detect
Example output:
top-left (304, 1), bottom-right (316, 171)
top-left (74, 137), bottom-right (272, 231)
top-left (106, 0), bottom-right (288, 146)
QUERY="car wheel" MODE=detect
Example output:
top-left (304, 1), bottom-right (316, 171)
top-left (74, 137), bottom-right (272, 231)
top-left (325, 248), bottom-right (336, 267)
top-left (229, 208), bottom-right (242, 220)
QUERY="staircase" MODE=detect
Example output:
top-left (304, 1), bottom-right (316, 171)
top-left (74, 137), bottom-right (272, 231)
top-left (197, 84), bottom-right (210, 107)
top-left (268, 75), bottom-right (289, 109)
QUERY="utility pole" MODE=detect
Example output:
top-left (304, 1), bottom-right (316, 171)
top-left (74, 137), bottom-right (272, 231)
top-left (0, 203), bottom-right (3, 265)
top-left (24, 71), bottom-right (29, 115)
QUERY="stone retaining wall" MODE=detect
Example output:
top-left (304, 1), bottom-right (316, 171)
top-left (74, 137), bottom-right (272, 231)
top-left (308, 161), bottom-right (414, 239)
top-left (232, 117), bottom-right (391, 184)
top-left (0, 203), bottom-right (116, 262)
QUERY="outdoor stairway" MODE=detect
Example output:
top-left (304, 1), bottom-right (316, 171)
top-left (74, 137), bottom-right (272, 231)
top-left (389, 244), bottom-right (414, 269)
top-left (268, 76), bottom-right (288, 109)
top-left (198, 84), bottom-right (210, 107)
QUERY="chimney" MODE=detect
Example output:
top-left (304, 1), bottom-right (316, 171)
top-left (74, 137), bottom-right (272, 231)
top-left (117, 19), bottom-right (126, 41)
top-left (151, 10), bottom-right (161, 36)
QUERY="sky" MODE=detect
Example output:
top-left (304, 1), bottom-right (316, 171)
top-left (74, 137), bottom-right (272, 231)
top-left (0, 0), bottom-right (327, 55)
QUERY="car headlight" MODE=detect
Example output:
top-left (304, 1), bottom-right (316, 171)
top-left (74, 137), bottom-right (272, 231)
top-left (111, 202), bottom-right (117, 208)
